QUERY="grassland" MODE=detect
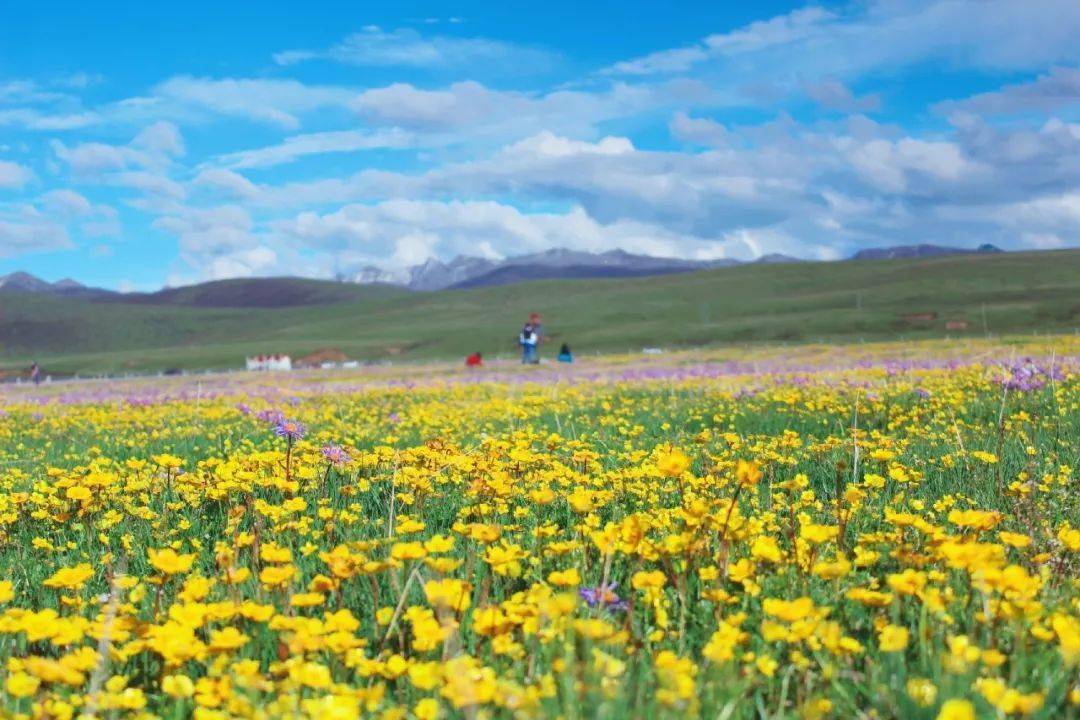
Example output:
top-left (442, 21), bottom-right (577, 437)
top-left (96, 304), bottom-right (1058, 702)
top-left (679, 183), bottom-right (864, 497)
top-left (0, 337), bottom-right (1074, 718)
top-left (1, 249), bottom-right (1077, 375)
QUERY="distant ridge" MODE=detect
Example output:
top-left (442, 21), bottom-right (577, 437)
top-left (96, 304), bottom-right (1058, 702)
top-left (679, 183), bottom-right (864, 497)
top-left (363, 244), bottom-right (1003, 290)
top-left (0, 271), bottom-right (108, 297)
top-left (0, 243), bottom-right (1011, 300)
top-left (851, 243), bottom-right (1003, 261)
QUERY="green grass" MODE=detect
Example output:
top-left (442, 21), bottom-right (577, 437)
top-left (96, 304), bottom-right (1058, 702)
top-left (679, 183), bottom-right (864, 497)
top-left (1, 249), bottom-right (1077, 375)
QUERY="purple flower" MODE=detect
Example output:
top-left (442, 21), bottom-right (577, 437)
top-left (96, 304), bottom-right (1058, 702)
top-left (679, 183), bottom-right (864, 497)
top-left (256, 408), bottom-right (284, 424)
top-left (1000, 359), bottom-right (1055, 392)
top-left (578, 582), bottom-right (628, 611)
top-left (915, 388), bottom-right (931, 399)
top-left (321, 444), bottom-right (350, 466)
top-left (388, 412), bottom-right (402, 425)
top-left (274, 418), bottom-right (306, 441)
top-left (236, 402), bottom-right (252, 415)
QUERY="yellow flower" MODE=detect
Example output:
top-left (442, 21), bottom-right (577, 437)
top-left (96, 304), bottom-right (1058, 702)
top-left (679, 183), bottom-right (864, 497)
top-left (290, 592), bottom-right (326, 607)
top-left (1051, 613), bottom-right (1079, 665)
top-left (424, 535), bottom-right (455, 554)
top-left (998, 531), bottom-right (1031, 548)
top-left (878, 624), bottom-right (909, 652)
top-left (424, 579), bottom-right (471, 613)
top-left (6, 671), bottom-right (41, 697)
top-left (148, 548), bottom-right (196, 576)
top-left (656, 448), bottom-right (691, 477)
top-left (260, 544), bottom-right (293, 564)
top-left (703, 621), bottom-right (744, 663)
top-left (762, 597), bottom-right (816, 622)
top-left (632, 570), bottom-right (666, 590)
top-left (0, 580), bottom-right (13, 604)
top-left (208, 627), bottom-right (250, 652)
top-left (259, 564), bottom-right (296, 587)
top-left (390, 542), bottom-right (427, 562)
top-left (799, 524), bottom-right (839, 545)
top-left (484, 544), bottom-right (524, 577)
top-left (887, 569), bottom-right (928, 596)
top-left (948, 509), bottom-right (1002, 531)
top-left (751, 536), bottom-right (782, 563)
top-left (162, 674), bottom-right (195, 698)
top-left (548, 568), bottom-right (582, 587)
top-left (65, 485), bottom-right (92, 502)
top-left (812, 557), bottom-right (851, 580)
top-left (755, 655), bottom-right (778, 677)
top-left (906, 678), bottom-right (937, 707)
top-left (1058, 525), bottom-right (1080, 552)
top-left (735, 459), bottom-right (762, 488)
top-left (567, 489), bottom-right (595, 513)
top-left (152, 454), bottom-right (184, 469)
top-left (292, 661), bottom-right (332, 689)
top-left (43, 563), bottom-right (94, 590)
top-left (936, 699), bottom-right (975, 720)
top-left (408, 662), bottom-right (442, 690)
top-left (414, 698), bottom-right (440, 720)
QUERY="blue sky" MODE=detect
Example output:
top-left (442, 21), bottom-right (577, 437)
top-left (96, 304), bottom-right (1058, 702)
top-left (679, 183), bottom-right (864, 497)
top-left (1, 0), bottom-right (1077, 290)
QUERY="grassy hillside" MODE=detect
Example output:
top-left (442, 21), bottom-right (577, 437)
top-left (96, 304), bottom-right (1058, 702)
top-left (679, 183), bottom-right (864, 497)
top-left (1, 249), bottom-right (1077, 375)
top-left (107, 276), bottom-right (409, 308)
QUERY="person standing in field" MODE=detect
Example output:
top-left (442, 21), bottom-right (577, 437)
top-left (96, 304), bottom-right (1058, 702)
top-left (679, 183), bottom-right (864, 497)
top-left (519, 323), bottom-right (539, 364)
top-left (465, 351), bottom-right (483, 368)
top-left (30, 362), bottom-right (41, 385)
top-left (557, 343), bottom-right (573, 363)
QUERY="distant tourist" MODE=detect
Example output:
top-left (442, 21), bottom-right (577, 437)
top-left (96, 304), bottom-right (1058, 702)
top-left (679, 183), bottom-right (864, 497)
top-left (519, 323), bottom-right (539, 364)
top-left (528, 312), bottom-right (543, 341)
top-left (465, 351), bottom-right (483, 368)
top-left (557, 344), bottom-right (574, 363)
top-left (29, 362), bottom-right (41, 385)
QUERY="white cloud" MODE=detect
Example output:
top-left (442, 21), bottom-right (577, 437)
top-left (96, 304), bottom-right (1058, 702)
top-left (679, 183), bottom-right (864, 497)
top-left (352, 79), bottom-right (713, 137)
top-left (192, 168), bottom-right (259, 199)
top-left (806, 80), bottom-right (881, 113)
top-left (0, 108), bottom-right (102, 131)
top-left (112, 171), bottom-right (186, 201)
top-left (839, 137), bottom-right (985, 193)
top-left (936, 66), bottom-right (1080, 116)
top-left (0, 160), bottom-right (33, 189)
top-left (669, 112), bottom-right (735, 147)
top-left (211, 128), bottom-right (414, 169)
top-left (272, 199), bottom-right (765, 276)
top-left (52, 121), bottom-right (183, 176)
top-left (203, 246), bottom-right (278, 280)
top-left (0, 205), bottom-right (71, 257)
top-left (274, 26), bottom-right (555, 72)
top-left (154, 205), bottom-right (256, 257)
top-left (51, 140), bottom-right (139, 174)
top-left (152, 76), bottom-right (355, 129)
top-left (605, 1), bottom-right (1080, 88)
top-left (132, 121), bottom-right (185, 157)
top-left (40, 189), bottom-right (93, 215)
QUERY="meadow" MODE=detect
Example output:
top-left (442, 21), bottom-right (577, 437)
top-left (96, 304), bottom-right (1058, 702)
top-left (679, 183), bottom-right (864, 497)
top-left (0, 337), bottom-right (1076, 719)
top-left (2, 248), bottom-right (1078, 376)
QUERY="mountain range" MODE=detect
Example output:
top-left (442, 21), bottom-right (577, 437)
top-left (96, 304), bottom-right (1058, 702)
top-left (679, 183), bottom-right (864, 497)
top-left (350, 243), bottom-right (1003, 291)
top-left (0, 243), bottom-right (1003, 299)
top-left (0, 271), bottom-right (91, 294)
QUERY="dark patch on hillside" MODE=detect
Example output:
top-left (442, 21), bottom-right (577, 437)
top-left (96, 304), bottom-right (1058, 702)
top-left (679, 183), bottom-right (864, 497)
top-left (97, 277), bottom-right (407, 308)
top-left (448, 263), bottom-right (705, 289)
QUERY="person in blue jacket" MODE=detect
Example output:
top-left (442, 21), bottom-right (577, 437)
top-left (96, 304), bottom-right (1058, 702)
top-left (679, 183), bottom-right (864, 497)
top-left (519, 323), bottom-right (539, 364)
top-left (557, 343), bottom-right (573, 363)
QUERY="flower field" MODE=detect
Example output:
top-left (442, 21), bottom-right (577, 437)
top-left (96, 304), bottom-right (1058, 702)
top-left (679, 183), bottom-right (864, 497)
top-left (0, 338), bottom-right (1077, 719)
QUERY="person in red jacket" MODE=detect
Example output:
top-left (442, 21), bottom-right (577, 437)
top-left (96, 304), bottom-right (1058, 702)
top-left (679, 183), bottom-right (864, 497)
top-left (465, 351), bottom-right (483, 368)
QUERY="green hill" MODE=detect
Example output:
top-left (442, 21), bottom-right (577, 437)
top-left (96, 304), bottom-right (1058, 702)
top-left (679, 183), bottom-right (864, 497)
top-left (1, 249), bottom-right (1077, 375)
